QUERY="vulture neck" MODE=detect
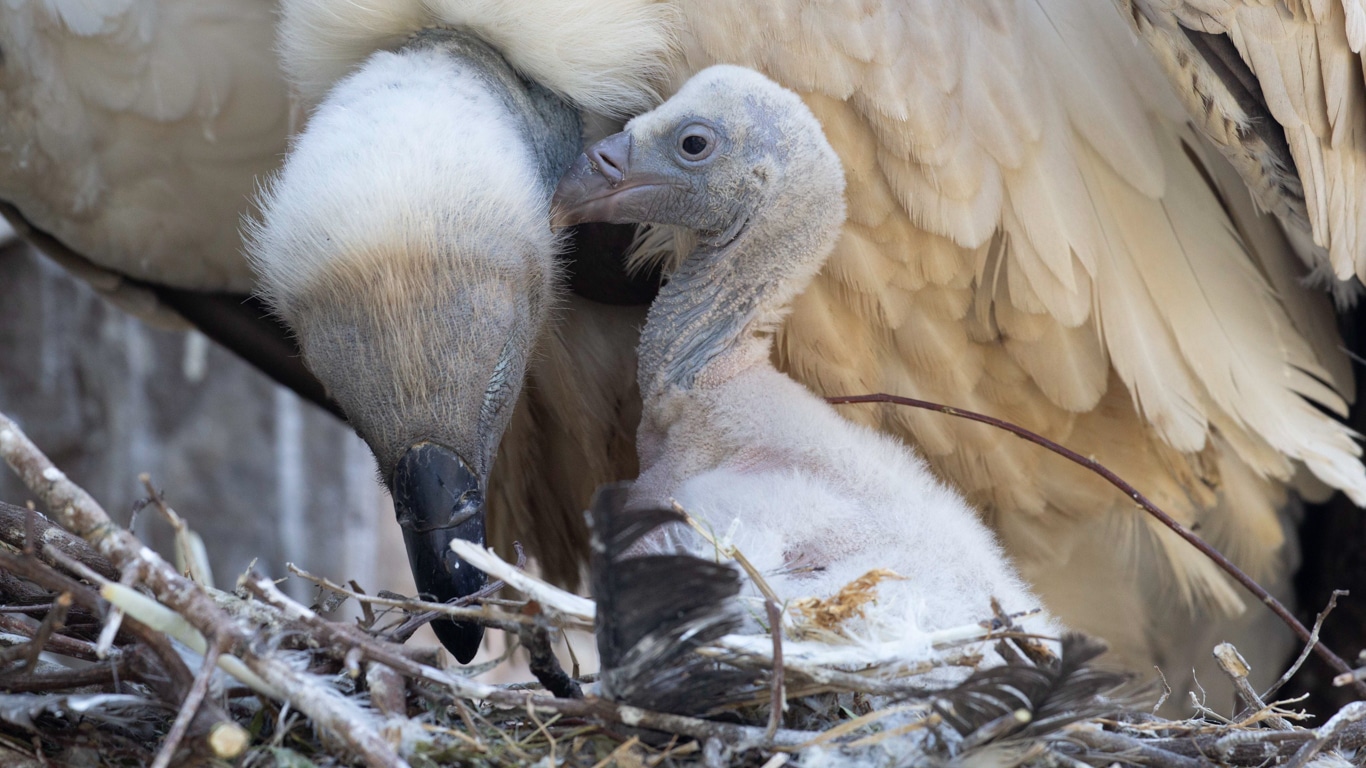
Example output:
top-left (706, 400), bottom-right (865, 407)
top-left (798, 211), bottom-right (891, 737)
top-left (638, 177), bottom-right (844, 398)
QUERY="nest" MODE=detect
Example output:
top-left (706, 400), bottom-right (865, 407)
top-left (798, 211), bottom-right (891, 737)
top-left (2, 409), bottom-right (1366, 768)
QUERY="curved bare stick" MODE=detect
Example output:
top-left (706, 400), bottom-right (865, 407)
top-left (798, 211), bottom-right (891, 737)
top-left (826, 392), bottom-right (1364, 696)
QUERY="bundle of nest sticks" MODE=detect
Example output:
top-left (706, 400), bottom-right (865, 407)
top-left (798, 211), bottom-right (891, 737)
top-left (2, 405), bottom-right (1366, 768)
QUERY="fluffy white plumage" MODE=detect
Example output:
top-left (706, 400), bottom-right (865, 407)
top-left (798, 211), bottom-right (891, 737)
top-left (246, 44), bottom-right (554, 305)
top-left (276, 0), bottom-right (675, 115)
top-left (603, 67), bottom-right (1055, 660)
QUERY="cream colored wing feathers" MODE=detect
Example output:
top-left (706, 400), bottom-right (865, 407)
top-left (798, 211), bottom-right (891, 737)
top-left (668, 0), bottom-right (1362, 620)
top-left (1125, 0), bottom-right (1366, 282)
top-left (0, 0), bottom-right (289, 290)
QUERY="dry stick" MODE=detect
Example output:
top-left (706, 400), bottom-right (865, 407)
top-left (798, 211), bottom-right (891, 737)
top-left (517, 620), bottom-right (582, 699)
top-left (0, 658), bottom-right (131, 692)
top-left (1265, 590), bottom-right (1345, 701)
top-left (243, 572), bottom-right (818, 746)
top-left (764, 599), bottom-right (785, 743)
top-left (0, 413), bottom-right (406, 768)
top-left (0, 547), bottom-right (203, 713)
top-left (827, 393), bottom-right (1365, 694)
top-left (1286, 701), bottom-right (1366, 768)
top-left (1158, 719), bottom-right (1366, 763)
top-left (0, 612), bottom-right (103, 662)
top-left (0, 500), bottom-right (118, 581)
top-left (1212, 643), bottom-right (1289, 730)
top-left (287, 564), bottom-right (535, 633)
top-left (1068, 728), bottom-right (1207, 768)
top-left (22, 592), bottom-right (71, 673)
top-left (242, 571), bottom-right (502, 700)
top-left (151, 636), bottom-right (223, 768)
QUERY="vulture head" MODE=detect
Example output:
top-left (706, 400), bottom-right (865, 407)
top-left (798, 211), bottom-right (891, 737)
top-left (246, 1), bottom-right (672, 662)
top-left (554, 65), bottom-right (847, 394)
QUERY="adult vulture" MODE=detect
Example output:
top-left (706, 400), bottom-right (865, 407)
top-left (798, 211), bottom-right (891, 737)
top-left (2, 0), bottom-right (1363, 690)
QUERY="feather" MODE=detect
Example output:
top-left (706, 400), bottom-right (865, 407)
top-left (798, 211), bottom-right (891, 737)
top-left (588, 484), bottom-right (759, 715)
top-left (0, 0), bottom-right (288, 290)
top-left (933, 634), bottom-right (1130, 741)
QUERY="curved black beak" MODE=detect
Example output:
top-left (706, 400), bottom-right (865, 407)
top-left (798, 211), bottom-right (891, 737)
top-left (390, 442), bottom-right (487, 663)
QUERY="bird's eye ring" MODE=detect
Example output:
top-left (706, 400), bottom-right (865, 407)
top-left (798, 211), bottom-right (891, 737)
top-left (676, 123), bottom-right (718, 162)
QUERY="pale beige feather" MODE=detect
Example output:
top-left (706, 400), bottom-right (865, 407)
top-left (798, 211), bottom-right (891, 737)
top-left (667, 0), bottom-right (1361, 678)
top-left (0, 0), bottom-right (290, 291)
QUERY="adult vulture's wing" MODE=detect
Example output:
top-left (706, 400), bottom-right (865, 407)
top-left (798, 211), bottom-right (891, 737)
top-left (0, 0), bottom-right (289, 292)
top-left (665, 0), bottom-right (1364, 677)
top-left (1122, 0), bottom-right (1366, 282)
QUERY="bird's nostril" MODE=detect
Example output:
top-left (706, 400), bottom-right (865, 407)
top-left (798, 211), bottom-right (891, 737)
top-left (588, 136), bottom-right (630, 185)
top-left (589, 148), bottom-right (623, 184)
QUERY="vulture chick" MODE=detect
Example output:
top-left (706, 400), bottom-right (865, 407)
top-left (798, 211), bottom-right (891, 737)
top-left (556, 65), bottom-right (1055, 654)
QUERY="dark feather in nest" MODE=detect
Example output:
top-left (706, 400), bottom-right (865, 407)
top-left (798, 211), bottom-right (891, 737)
top-left (933, 633), bottom-right (1131, 742)
top-left (588, 484), bottom-right (761, 715)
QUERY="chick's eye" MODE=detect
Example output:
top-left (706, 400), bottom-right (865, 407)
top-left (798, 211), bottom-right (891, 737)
top-left (681, 134), bottom-right (708, 156)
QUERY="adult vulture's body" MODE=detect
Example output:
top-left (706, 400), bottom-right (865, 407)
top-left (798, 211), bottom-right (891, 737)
top-left (3, 0), bottom-right (1364, 690)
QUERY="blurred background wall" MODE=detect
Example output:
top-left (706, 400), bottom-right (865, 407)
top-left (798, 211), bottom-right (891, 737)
top-left (0, 222), bottom-right (411, 602)
top-left (0, 224), bottom-right (597, 676)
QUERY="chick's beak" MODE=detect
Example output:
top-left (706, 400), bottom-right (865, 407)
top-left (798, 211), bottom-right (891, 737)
top-left (552, 132), bottom-right (670, 227)
top-left (390, 442), bottom-right (487, 663)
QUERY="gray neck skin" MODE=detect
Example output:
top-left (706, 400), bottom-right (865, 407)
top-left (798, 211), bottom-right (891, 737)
top-left (638, 180), bottom-right (843, 398)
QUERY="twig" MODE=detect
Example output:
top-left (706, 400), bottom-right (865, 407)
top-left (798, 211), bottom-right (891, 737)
top-left (384, 575), bottom-right (511, 643)
top-left (1067, 727), bottom-right (1206, 768)
top-left (448, 540), bottom-right (595, 622)
top-left (22, 592), bottom-right (71, 673)
top-left (152, 636), bottom-right (230, 768)
top-left (1212, 643), bottom-right (1290, 730)
top-left (287, 564), bottom-right (534, 633)
top-left (1285, 701), bottom-right (1366, 768)
top-left (1265, 590), bottom-right (1344, 700)
top-left (0, 612), bottom-right (104, 661)
top-left (139, 474), bottom-right (212, 587)
top-left (826, 392), bottom-right (1365, 693)
top-left (677, 503), bottom-right (781, 606)
top-left (250, 567), bottom-right (822, 746)
top-left (0, 658), bottom-right (130, 692)
top-left (518, 619), bottom-right (582, 699)
top-left (764, 599), bottom-right (784, 743)
top-left (0, 411), bottom-right (406, 768)
top-left (242, 571), bottom-right (501, 700)
top-left (0, 547), bottom-right (242, 748)
top-left (0, 501), bottom-right (118, 581)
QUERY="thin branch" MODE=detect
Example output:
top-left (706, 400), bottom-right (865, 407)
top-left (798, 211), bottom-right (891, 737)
top-left (0, 411), bottom-right (406, 768)
top-left (1265, 589), bottom-right (1345, 701)
top-left (287, 564), bottom-right (533, 633)
top-left (827, 392), bottom-right (1364, 693)
top-left (0, 500), bottom-right (118, 581)
top-left (22, 591), bottom-right (71, 673)
top-left (1212, 642), bottom-right (1289, 729)
top-left (764, 599), bottom-right (785, 744)
top-left (0, 612), bottom-right (104, 662)
top-left (0, 657), bottom-right (130, 692)
top-left (152, 636), bottom-right (229, 768)
top-left (1286, 701), bottom-right (1366, 768)
top-left (243, 571), bottom-right (818, 745)
top-left (518, 620), bottom-right (582, 699)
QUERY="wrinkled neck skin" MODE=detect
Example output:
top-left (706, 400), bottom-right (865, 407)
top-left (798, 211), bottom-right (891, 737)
top-left (638, 182), bottom-right (843, 400)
